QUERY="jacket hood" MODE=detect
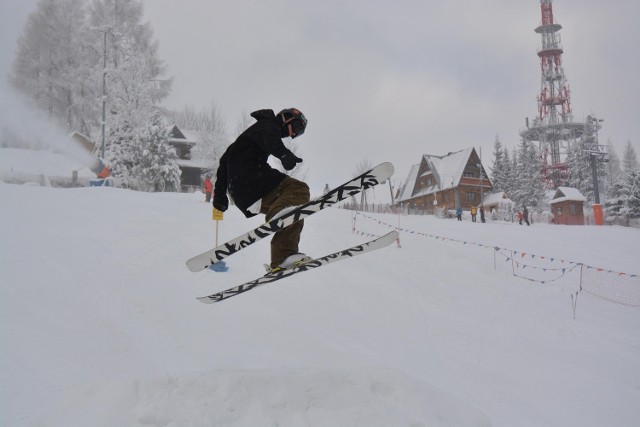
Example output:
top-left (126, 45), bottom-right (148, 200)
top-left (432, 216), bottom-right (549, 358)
top-left (250, 109), bottom-right (277, 121)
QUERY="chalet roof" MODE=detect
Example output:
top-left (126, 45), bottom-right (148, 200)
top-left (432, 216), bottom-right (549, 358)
top-left (396, 163), bottom-right (420, 202)
top-left (168, 125), bottom-right (198, 146)
top-left (426, 147), bottom-right (473, 190)
top-left (396, 147), bottom-right (481, 203)
top-left (549, 187), bottom-right (587, 204)
top-left (176, 158), bottom-right (211, 169)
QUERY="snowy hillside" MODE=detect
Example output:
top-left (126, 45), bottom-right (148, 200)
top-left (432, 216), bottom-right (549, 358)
top-left (1, 181), bottom-right (639, 427)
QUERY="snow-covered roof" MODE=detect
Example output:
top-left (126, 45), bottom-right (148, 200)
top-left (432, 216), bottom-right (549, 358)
top-left (395, 163), bottom-right (420, 202)
top-left (176, 158), bottom-right (211, 169)
top-left (479, 191), bottom-right (510, 207)
top-left (168, 125), bottom-right (199, 145)
top-left (427, 148), bottom-right (473, 190)
top-left (396, 148), bottom-right (481, 203)
top-left (550, 187), bottom-right (587, 204)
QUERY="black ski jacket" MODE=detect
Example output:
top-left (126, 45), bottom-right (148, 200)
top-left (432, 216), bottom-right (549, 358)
top-left (214, 109), bottom-right (296, 218)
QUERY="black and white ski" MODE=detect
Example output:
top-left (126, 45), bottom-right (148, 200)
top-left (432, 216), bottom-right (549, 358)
top-left (197, 231), bottom-right (399, 304)
top-left (186, 162), bottom-right (394, 272)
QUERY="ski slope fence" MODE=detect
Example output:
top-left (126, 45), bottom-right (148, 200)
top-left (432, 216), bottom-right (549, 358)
top-left (580, 266), bottom-right (640, 306)
top-left (350, 210), bottom-right (640, 307)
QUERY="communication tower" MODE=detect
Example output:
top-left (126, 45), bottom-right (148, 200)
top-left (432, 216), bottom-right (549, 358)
top-left (520, 0), bottom-right (601, 188)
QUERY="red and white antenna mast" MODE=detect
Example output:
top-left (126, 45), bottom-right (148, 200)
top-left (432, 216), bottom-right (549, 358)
top-left (520, 0), bottom-right (588, 189)
top-left (536, 0), bottom-right (572, 125)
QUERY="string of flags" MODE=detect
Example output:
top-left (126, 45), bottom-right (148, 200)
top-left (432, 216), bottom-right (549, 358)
top-left (353, 211), bottom-right (638, 279)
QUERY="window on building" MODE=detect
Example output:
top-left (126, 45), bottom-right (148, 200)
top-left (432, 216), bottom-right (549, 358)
top-left (557, 207), bottom-right (563, 215)
top-left (466, 192), bottom-right (476, 202)
top-left (570, 203), bottom-right (577, 214)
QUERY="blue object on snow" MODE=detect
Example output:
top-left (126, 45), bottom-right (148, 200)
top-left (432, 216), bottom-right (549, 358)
top-left (209, 260), bottom-right (228, 272)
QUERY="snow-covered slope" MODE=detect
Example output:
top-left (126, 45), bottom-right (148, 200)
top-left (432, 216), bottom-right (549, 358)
top-left (1, 182), bottom-right (639, 427)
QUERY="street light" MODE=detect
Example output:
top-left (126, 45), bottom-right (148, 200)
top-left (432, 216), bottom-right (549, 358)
top-left (90, 26), bottom-right (112, 159)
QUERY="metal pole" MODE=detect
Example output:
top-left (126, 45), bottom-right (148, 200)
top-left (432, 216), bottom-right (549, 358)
top-left (590, 153), bottom-right (600, 204)
top-left (100, 31), bottom-right (107, 159)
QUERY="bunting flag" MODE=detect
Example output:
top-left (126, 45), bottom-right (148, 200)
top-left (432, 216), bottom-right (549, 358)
top-left (352, 210), bottom-right (637, 279)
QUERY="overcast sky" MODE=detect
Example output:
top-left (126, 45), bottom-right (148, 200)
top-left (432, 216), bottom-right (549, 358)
top-left (2, 0), bottom-right (639, 197)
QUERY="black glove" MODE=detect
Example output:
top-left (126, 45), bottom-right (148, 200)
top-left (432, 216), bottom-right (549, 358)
top-left (281, 153), bottom-right (303, 171)
top-left (213, 194), bottom-right (228, 212)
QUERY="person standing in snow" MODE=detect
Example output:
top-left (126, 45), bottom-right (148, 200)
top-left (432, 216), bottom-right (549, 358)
top-left (523, 206), bottom-right (530, 226)
top-left (470, 205), bottom-right (478, 222)
top-left (456, 206), bottom-right (463, 221)
top-left (212, 108), bottom-right (310, 272)
top-left (203, 176), bottom-right (213, 203)
top-left (517, 210), bottom-right (523, 225)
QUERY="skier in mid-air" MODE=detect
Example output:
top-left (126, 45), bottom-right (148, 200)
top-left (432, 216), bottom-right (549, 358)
top-left (212, 108), bottom-right (310, 272)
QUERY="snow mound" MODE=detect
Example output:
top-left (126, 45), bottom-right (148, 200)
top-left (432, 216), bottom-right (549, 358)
top-left (32, 368), bottom-right (490, 427)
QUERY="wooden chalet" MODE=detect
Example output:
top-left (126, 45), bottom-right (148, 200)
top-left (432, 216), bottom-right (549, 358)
top-left (549, 187), bottom-right (586, 225)
top-left (167, 125), bottom-right (210, 192)
top-left (395, 147), bottom-right (492, 213)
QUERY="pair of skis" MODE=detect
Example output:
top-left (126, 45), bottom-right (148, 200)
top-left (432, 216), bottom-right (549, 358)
top-left (186, 162), bottom-right (396, 304)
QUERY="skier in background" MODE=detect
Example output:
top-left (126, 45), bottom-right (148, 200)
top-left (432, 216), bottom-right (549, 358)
top-left (212, 108), bottom-right (310, 272)
top-left (204, 176), bottom-right (213, 203)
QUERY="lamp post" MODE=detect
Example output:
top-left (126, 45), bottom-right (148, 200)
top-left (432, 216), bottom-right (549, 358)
top-left (91, 26), bottom-right (112, 159)
top-left (586, 116), bottom-right (606, 225)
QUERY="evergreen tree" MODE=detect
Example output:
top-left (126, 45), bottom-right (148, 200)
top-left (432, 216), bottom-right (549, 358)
top-left (621, 141), bottom-right (639, 174)
top-left (606, 169), bottom-right (640, 224)
top-left (490, 135), bottom-right (507, 193)
top-left (625, 170), bottom-right (640, 219)
top-left (513, 141), bottom-right (546, 210)
top-left (132, 112), bottom-right (181, 192)
top-left (565, 139), bottom-right (597, 202)
top-left (104, 119), bottom-right (137, 186)
top-left (503, 147), bottom-right (516, 198)
top-left (605, 140), bottom-right (623, 198)
top-left (507, 146), bottom-right (518, 200)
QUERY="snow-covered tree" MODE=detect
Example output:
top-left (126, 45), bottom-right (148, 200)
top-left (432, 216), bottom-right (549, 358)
top-left (10, 0), bottom-right (97, 133)
top-left (131, 112), bottom-right (181, 192)
top-left (605, 169), bottom-right (640, 224)
top-left (104, 119), bottom-right (137, 185)
top-left (626, 170), bottom-right (640, 219)
top-left (10, 0), bottom-right (172, 177)
top-left (621, 141), bottom-right (639, 174)
top-left (490, 135), bottom-right (509, 193)
top-left (605, 140), bottom-right (623, 199)
top-left (507, 147), bottom-right (518, 198)
top-left (88, 0), bottom-right (172, 140)
top-left (565, 140), bottom-right (595, 201)
top-left (511, 141), bottom-right (546, 210)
